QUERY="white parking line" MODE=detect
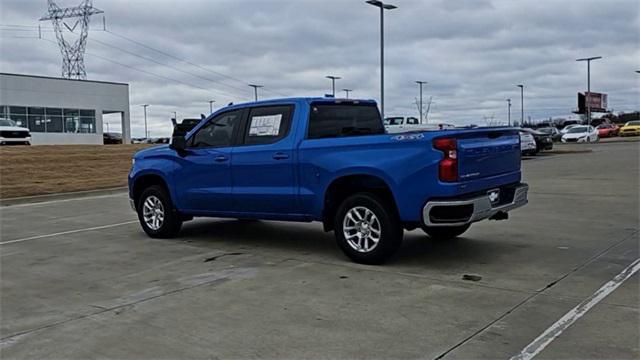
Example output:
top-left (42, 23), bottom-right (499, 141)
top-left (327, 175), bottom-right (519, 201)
top-left (510, 257), bottom-right (640, 360)
top-left (1, 193), bottom-right (128, 209)
top-left (0, 221), bottom-right (138, 245)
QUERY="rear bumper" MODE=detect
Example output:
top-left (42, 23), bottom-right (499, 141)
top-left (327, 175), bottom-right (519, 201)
top-left (422, 183), bottom-right (529, 227)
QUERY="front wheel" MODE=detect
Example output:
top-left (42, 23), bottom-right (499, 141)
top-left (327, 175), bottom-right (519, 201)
top-left (334, 193), bottom-right (403, 265)
top-left (137, 185), bottom-right (182, 238)
top-left (421, 224), bottom-right (471, 240)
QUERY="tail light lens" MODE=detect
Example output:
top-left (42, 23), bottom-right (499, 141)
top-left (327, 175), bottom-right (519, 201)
top-left (434, 138), bottom-right (458, 182)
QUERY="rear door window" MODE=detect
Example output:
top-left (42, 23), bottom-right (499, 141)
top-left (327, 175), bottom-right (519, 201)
top-left (242, 105), bottom-right (293, 145)
top-left (308, 103), bottom-right (384, 139)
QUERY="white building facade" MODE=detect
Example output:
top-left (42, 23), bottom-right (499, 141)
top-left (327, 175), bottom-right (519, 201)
top-left (0, 73), bottom-right (130, 145)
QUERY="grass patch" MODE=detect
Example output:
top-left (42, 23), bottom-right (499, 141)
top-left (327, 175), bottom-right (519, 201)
top-left (0, 144), bottom-right (151, 199)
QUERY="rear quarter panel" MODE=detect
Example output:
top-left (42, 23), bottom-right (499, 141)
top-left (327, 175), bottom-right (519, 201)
top-left (298, 128), bottom-right (521, 223)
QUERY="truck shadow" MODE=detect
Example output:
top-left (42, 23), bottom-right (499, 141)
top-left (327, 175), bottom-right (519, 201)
top-left (177, 219), bottom-right (519, 269)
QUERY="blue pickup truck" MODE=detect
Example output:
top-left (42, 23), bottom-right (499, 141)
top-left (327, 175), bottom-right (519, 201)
top-left (128, 97), bottom-right (528, 264)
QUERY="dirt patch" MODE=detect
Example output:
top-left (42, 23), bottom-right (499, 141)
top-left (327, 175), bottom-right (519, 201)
top-left (0, 144), bottom-right (151, 199)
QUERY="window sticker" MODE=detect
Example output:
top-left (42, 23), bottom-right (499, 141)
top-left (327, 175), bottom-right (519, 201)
top-left (249, 114), bottom-right (282, 136)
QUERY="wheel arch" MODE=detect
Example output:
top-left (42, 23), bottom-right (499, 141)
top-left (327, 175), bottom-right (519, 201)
top-left (322, 173), bottom-right (399, 232)
top-left (131, 173), bottom-right (172, 209)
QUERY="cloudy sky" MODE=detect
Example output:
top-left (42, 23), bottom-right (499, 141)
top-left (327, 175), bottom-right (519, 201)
top-left (1, 0), bottom-right (639, 137)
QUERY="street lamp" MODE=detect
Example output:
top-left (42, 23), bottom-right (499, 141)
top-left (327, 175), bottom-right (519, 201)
top-left (249, 84), bottom-right (263, 102)
top-left (576, 56), bottom-right (602, 126)
top-left (141, 104), bottom-right (149, 139)
top-left (342, 88), bottom-right (353, 99)
top-left (366, 0), bottom-right (397, 119)
top-left (506, 98), bottom-right (512, 126)
top-left (415, 81), bottom-right (427, 123)
top-left (326, 76), bottom-right (341, 97)
top-left (208, 100), bottom-right (216, 113)
top-left (516, 85), bottom-right (524, 126)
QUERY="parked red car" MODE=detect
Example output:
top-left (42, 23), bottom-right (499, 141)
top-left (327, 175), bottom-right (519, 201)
top-left (596, 124), bottom-right (619, 138)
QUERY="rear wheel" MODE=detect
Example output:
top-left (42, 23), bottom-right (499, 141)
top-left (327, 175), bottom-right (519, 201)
top-left (334, 193), bottom-right (403, 265)
top-left (421, 224), bottom-right (471, 240)
top-left (137, 185), bottom-right (182, 238)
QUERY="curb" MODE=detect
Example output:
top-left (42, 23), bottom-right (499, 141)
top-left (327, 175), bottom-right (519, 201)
top-left (0, 187), bottom-right (128, 206)
top-left (547, 149), bottom-right (593, 154)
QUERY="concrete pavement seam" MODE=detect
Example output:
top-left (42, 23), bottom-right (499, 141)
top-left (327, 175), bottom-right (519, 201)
top-left (432, 228), bottom-right (639, 359)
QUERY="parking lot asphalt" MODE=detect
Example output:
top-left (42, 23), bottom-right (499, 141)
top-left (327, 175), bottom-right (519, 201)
top-left (1, 141), bottom-right (638, 359)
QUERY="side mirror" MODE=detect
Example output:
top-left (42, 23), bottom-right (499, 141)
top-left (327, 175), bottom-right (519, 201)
top-left (170, 135), bottom-right (187, 153)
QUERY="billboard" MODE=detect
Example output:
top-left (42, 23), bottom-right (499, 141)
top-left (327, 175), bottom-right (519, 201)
top-left (576, 92), bottom-right (608, 113)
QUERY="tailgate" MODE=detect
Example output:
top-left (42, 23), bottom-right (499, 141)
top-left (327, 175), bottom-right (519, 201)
top-left (456, 129), bottom-right (520, 181)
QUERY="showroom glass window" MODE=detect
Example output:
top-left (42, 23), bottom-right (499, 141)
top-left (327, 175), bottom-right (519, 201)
top-left (5, 106), bottom-right (28, 129)
top-left (79, 109), bottom-right (96, 133)
top-left (0, 105), bottom-right (96, 133)
top-left (45, 108), bottom-right (63, 133)
top-left (64, 109), bottom-right (80, 133)
top-left (28, 107), bottom-right (46, 132)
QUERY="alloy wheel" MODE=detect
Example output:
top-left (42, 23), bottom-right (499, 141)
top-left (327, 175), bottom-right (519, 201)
top-left (142, 195), bottom-right (165, 230)
top-left (342, 206), bottom-right (382, 253)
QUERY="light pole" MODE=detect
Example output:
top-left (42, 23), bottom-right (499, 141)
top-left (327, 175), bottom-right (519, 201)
top-left (516, 85), bottom-right (524, 126)
top-left (141, 104), bottom-right (149, 139)
top-left (576, 56), bottom-right (602, 126)
top-left (506, 98), bottom-right (511, 126)
top-left (366, 0), bottom-right (397, 119)
top-left (249, 84), bottom-right (263, 101)
top-left (105, 121), bottom-right (109, 133)
top-left (342, 88), bottom-right (353, 99)
top-left (208, 100), bottom-right (216, 113)
top-left (415, 80), bottom-right (427, 123)
top-left (326, 76), bottom-right (341, 97)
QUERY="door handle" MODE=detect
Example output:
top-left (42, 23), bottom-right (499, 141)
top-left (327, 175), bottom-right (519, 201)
top-left (272, 152), bottom-right (289, 160)
top-left (214, 155), bottom-right (228, 162)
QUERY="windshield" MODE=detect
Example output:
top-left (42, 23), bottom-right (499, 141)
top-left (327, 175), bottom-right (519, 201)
top-left (538, 128), bottom-right (553, 134)
top-left (567, 127), bottom-right (588, 134)
top-left (625, 121), bottom-right (640, 126)
top-left (0, 119), bottom-right (17, 127)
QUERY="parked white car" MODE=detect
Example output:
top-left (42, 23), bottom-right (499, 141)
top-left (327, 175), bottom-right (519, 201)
top-left (520, 131), bottom-right (537, 155)
top-left (560, 124), bottom-right (581, 134)
top-left (0, 118), bottom-right (31, 145)
top-left (561, 126), bottom-right (599, 143)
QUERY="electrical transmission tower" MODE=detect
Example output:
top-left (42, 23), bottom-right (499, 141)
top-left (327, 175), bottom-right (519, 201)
top-left (40, 0), bottom-right (103, 80)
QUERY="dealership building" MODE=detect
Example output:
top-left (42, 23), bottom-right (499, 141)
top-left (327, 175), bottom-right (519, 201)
top-left (0, 73), bottom-right (131, 145)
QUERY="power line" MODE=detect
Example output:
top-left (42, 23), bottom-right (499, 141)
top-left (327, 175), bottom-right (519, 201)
top-left (103, 29), bottom-right (290, 97)
top-left (40, 38), bottom-right (211, 92)
top-left (0, 23), bottom-right (289, 97)
top-left (0, 35), bottom-right (40, 39)
top-left (32, 26), bottom-right (251, 100)
top-left (87, 36), bottom-right (251, 100)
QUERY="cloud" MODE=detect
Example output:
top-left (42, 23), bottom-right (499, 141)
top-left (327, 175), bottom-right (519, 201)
top-left (1, 0), bottom-right (638, 136)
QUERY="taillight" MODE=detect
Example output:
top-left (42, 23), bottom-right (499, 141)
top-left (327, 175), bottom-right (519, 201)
top-left (434, 138), bottom-right (458, 182)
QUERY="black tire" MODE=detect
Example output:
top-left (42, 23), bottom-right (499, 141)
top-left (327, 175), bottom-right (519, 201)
top-left (421, 224), bottom-right (471, 240)
top-left (137, 185), bottom-right (182, 238)
top-left (334, 193), bottom-right (403, 265)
